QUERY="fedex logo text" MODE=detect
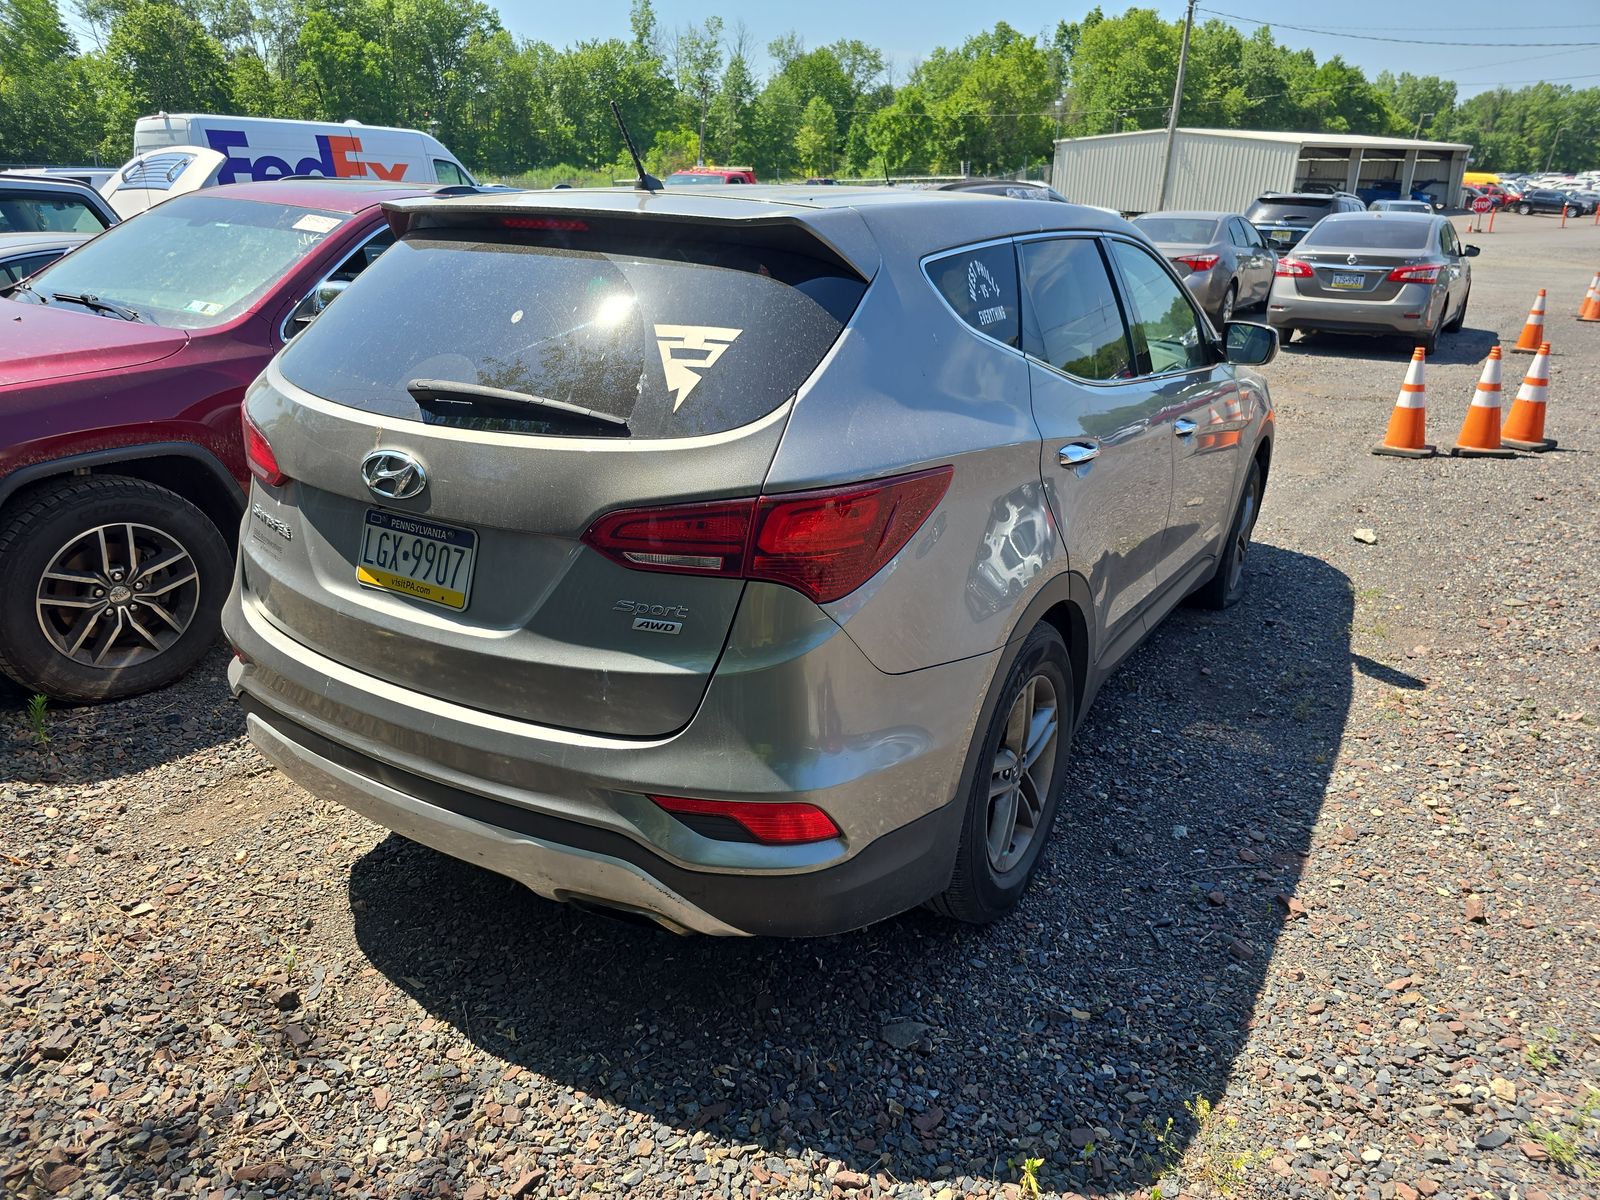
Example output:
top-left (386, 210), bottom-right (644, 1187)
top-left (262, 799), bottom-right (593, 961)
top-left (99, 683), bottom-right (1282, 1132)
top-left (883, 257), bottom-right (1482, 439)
top-left (205, 130), bottom-right (409, 184)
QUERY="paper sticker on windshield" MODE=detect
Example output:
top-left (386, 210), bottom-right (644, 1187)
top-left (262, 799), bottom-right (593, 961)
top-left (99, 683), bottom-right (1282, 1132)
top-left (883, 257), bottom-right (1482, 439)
top-left (654, 325), bottom-right (742, 410)
top-left (184, 299), bottom-right (223, 315)
top-left (293, 214), bottom-right (341, 234)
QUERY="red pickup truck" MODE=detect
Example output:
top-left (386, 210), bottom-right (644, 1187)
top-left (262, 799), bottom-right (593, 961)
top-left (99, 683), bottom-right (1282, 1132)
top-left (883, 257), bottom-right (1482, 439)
top-left (664, 166), bottom-right (759, 186)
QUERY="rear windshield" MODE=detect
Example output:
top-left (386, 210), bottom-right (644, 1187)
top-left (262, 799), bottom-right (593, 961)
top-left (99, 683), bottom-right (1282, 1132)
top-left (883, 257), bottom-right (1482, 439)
top-left (1245, 198), bottom-right (1331, 223)
top-left (1132, 217), bottom-right (1219, 244)
top-left (277, 227), bottom-right (866, 439)
top-left (1300, 219), bottom-right (1433, 250)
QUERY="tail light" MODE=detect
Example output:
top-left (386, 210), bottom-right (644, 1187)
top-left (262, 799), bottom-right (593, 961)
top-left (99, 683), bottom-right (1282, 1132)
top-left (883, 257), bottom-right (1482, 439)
top-left (582, 466), bottom-right (952, 605)
top-left (1387, 264), bottom-right (1441, 284)
top-left (1275, 257), bottom-right (1313, 278)
top-left (241, 410), bottom-right (286, 486)
top-left (1172, 253), bottom-right (1220, 271)
top-left (500, 216), bottom-right (589, 232)
top-left (650, 795), bottom-right (840, 844)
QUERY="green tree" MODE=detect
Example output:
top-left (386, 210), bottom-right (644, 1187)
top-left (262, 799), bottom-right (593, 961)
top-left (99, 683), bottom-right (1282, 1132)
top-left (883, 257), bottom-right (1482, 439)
top-left (671, 15), bottom-right (722, 165)
top-left (103, 1), bottom-right (232, 139)
top-left (794, 94), bottom-right (836, 175)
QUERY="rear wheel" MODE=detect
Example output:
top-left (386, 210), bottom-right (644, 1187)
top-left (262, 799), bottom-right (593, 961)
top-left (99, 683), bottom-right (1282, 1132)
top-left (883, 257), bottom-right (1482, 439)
top-left (1445, 286), bottom-right (1469, 332)
top-left (0, 476), bottom-right (233, 704)
top-left (930, 624), bottom-right (1074, 925)
top-left (1517, 202), bottom-right (1532, 216)
top-left (1219, 281), bottom-right (1238, 325)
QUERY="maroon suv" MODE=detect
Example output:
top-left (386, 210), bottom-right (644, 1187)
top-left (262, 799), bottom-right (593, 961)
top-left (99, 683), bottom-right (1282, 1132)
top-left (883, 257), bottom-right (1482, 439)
top-left (0, 179), bottom-right (459, 703)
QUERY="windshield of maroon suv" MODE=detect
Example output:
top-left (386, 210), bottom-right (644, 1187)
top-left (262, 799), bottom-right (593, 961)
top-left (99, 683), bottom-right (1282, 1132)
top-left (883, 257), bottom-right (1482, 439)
top-left (8, 193), bottom-right (351, 329)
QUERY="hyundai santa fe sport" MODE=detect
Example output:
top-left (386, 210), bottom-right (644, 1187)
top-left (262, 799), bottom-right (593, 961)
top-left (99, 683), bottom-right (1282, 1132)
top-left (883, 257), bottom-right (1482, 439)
top-left (225, 186), bottom-right (1278, 936)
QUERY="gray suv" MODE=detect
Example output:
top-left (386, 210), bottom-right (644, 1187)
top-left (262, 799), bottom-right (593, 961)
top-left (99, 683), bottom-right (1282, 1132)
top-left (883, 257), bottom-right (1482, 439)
top-left (224, 187), bottom-right (1277, 936)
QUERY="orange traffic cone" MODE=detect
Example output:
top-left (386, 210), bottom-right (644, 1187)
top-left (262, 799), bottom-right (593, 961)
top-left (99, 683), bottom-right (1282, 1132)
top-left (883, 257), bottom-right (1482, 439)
top-left (1452, 346), bottom-right (1517, 457)
top-left (1501, 342), bottom-right (1557, 451)
top-left (1579, 274), bottom-right (1600, 322)
top-left (1512, 289), bottom-right (1547, 352)
top-left (1372, 347), bottom-right (1435, 458)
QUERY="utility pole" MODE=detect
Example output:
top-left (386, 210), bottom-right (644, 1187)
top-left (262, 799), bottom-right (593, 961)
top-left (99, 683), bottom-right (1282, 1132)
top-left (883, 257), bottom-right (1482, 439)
top-left (1414, 111), bottom-right (1436, 139)
top-left (1155, 0), bottom-right (1196, 211)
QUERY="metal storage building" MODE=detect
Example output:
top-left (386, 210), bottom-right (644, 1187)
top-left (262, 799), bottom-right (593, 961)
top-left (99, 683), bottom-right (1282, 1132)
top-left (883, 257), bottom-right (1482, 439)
top-left (1051, 128), bottom-right (1472, 214)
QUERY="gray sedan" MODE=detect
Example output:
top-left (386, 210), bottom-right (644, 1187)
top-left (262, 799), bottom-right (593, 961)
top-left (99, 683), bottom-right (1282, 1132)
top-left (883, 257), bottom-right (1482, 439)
top-left (1265, 212), bottom-right (1477, 354)
top-left (1132, 211), bottom-right (1276, 326)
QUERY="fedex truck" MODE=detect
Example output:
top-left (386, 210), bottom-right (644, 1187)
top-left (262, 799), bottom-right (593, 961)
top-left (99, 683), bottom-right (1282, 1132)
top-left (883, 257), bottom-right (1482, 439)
top-left (101, 114), bottom-right (475, 218)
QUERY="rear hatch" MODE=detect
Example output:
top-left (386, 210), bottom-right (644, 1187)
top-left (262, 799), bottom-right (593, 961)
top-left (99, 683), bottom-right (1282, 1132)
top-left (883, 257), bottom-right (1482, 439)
top-left (1285, 218), bottom-right (1438, 300)
top-left (1131, 217), bottom-right (1222, 276)
top-left (1246, 197), bottom-right (1332, 249)
top-left (244, 203), bottom-right (870, 737)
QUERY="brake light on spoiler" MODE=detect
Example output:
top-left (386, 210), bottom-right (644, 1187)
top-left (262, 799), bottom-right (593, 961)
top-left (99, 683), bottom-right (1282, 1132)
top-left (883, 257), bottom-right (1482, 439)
top-left (582, 467), bottom-right (953, 604)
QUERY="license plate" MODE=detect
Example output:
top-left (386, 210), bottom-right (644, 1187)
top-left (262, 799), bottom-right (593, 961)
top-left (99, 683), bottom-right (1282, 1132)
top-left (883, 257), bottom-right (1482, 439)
top-left (1330, 272), bottom-right (1365, 290)
top-left (1270, 230), bottom-right (1295, 244)
top-left (357, 509), bottom-right (476, 611)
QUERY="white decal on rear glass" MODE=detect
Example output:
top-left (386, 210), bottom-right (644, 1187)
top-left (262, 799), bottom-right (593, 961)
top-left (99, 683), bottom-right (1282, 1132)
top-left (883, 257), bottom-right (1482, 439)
top-left (653, 324), bottom-right (742, 410)
top-left (967, 258), bottom-right (1007, 326)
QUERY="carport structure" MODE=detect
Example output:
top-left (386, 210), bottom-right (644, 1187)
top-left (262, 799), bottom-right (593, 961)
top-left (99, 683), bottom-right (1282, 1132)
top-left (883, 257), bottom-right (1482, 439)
top-left (1052, 128), bottom-right (1472, 215)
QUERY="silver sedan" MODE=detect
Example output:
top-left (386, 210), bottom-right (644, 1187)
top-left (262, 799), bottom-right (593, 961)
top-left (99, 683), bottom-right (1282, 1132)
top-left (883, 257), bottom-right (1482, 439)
top-left (1265, 212), bottom-right (1478, 354)
top-left (1132, 210), bottom-right (1277, 326)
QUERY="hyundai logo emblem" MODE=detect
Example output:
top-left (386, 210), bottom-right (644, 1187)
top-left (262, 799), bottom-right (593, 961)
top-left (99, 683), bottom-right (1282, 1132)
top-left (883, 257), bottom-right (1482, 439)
top-left (360, 450), bottom-right (427, 501)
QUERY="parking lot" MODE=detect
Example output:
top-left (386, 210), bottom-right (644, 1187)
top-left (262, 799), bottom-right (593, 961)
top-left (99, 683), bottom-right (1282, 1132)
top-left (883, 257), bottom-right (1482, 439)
top-left (3, 210), bottom-right (1598, 1199)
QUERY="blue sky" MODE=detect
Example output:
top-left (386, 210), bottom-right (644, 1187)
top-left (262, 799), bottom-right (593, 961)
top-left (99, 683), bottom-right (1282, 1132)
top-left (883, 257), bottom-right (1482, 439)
top-left (494, 0), bottom-right (1600, 100)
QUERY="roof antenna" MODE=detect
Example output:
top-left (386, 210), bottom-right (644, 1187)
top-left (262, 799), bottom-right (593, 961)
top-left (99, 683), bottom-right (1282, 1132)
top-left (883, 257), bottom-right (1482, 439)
top-left (611, 101), bottom-right (662, 193)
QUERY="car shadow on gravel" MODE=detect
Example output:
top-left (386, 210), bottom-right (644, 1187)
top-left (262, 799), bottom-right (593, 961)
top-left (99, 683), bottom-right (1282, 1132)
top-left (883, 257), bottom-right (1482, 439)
top-left (348, 544), bottom-right (1355, 1195)
top-left (0, 646), bottom-right (243, 786)
top-left (1282, 325), bottom-right (1497, 366)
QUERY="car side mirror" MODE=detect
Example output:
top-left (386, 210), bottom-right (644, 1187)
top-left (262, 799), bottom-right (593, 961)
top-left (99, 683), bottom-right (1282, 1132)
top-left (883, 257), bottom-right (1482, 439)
top-left (1224, 321), bottom-right (1278, 367)
top-left (1464, 245), bottom-right (1481, 257)
top-left (289, 278), bottom-right (350, 332)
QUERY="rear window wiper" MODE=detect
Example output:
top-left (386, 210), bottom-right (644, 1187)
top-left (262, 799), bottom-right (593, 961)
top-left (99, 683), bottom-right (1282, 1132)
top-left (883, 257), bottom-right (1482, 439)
top-left (50, 292), bottom-right (143, 322)
top-left (406, 378), bottom-right (631, 437)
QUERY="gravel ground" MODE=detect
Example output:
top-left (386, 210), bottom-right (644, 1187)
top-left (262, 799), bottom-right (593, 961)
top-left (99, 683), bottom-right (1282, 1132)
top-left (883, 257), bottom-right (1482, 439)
top-left (3, 212), bottom-right (1598, 1200)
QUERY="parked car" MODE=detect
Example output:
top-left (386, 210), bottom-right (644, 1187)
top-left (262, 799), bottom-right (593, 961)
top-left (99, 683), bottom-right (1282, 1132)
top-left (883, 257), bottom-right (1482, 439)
top-left (3, 166), bottom-right (117, 192)
top-left (1131, 210), bottom-right (1276, 325)
top-left (0, 232), bottom-right (96, 285)
top-left (935, 178), bottom-right (1069, 202)
top-left (664, 166), bottom-right (758, 185)
top-left (225, 186), bottom-right (1279, 936)
top-left (1566, 190), bottom-right (1600, 214)
top-left (1246, 191), bottom-right (1365, 249)
top-left (1512, 189), bottom-right (1578, 216)
top-left (1267, 211), bottom-right (1476, 354)
top-left (0, 173), bottom-right (119, 235)
top-left (1368, 199), bottom-right (1433, 215)
top-left (0, 179), bottom-right (472, 703)
top-left (1460, 185), bottom-right (1504, 210)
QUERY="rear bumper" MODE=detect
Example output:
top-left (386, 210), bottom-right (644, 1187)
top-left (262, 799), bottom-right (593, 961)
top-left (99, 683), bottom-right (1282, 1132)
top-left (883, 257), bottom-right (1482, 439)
top-left (1267, 284), bottom-right (1439, 336)
top-left (224, 580), bottom-right (992, 936)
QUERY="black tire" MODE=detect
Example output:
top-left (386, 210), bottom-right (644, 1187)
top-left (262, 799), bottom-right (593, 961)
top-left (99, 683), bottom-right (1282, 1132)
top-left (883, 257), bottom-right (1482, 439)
top-left (929, 624), bottom-right (1075, 925)
top-left (1218, 281), bottom-right (1238, 326)
top-left (1517, 202), bottom-right (1532, 216)
top-left (0, 476), bottom-right (233, 704)
top-left (1192, 460), bottom-right (1263, 611)
top-left (1445, 286), bottom-right (1469, 332)
top-left (1416, 323), bottom-right (1440, 356)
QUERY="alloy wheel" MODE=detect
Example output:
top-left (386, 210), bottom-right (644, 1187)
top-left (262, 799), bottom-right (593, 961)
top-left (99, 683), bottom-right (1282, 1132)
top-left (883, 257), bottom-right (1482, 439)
top-left (986, 673), bottom-right (1061, 873)
top-left (34, 522), bottom-right (201, 669)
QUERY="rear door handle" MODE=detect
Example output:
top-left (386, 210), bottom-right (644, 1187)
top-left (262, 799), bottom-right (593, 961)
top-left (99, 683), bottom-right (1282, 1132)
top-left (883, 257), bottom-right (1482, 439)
top-left (1059, 441), bottom-right (1100, 465)
top-left (1174, 418), bottom-right (1198, 436)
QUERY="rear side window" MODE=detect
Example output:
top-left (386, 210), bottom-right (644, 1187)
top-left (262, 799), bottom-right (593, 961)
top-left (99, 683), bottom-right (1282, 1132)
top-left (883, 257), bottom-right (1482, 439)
top-left (278, 226), bottom-right (867, 439)
top-left (1246, 198), bottom-right (1331, 223)
top-left (1018, 238), bottom-right (1134, 381)
top-left (925, 242), bottom-right (1020, 348)
top-left (0, 192), bottom-right (108, 234)
top-left (433, 160), bottom-right (468, 186)
top-left (2, 252), bottom-right (60, 283)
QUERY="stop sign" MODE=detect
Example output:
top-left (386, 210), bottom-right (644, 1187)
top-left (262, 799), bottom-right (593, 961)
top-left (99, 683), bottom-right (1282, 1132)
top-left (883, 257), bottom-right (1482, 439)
top-left (1472, 195), bottom-right (1494, 214)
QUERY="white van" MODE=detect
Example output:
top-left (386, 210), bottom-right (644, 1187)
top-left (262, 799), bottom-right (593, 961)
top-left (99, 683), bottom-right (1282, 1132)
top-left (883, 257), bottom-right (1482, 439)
top-left (101, 114), bottom-right (475, 217)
